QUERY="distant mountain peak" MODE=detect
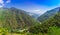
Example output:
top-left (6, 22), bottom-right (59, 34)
top-left (10, 7), bottom-right (17, 9)
top-left (54, 7), bottom-right (60, 11)
top-left (58, 7), bottom-right (60, 11)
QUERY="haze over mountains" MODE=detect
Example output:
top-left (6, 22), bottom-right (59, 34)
top-left (27, 12), bottom-right (40, 19)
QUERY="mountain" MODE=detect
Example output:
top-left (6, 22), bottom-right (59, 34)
top-left (0, 7), bottom-right (39, 31)
top-left (27, 12), bottom-right (40, 19)
top-left (37, 7), bottom-right (60, 22)
top-left (42, 8), bottom-right (60, 27)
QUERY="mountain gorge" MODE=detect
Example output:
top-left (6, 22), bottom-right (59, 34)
top-left (0, 7), bottom-right (60, 35)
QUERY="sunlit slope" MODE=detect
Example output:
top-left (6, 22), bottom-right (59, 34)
top-left (0, 7), bottom-right (39, 30)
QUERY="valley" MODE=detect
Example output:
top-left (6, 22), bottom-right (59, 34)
top-left (0, 7), bottom-right (60, 35)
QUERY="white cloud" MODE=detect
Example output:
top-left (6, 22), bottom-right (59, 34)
top-left (0, 0), bottom-right (11, 8)
top-left (0, 0), bottom-right (4, 4)
top-left (30, 9), bottom-right (47, 15)
top-left (0, 5), bottom-right (3, 7)
top-left (33, 9), bottom-right (40, 12)
top-left (6, 0), bottom-right (11, 3)
top-left (0, 0), bottom-right (4, 8)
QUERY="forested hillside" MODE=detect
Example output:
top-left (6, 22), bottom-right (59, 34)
top-left (0, 7), bottom-right (60, 35)
top-left (38, 7), bottom-right (60, 22)
top-left (0, 7), bottom-right (39, 31)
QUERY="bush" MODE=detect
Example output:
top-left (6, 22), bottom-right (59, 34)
top-left (0, 27), bottom-right (8, 35)
top-left (48, 26), bottom-right (60, 35)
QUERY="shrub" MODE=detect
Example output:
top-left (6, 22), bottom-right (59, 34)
top-left (0, 27), bottom-right (8, 35)
top-left (48, 26), bottom-right (60, 35)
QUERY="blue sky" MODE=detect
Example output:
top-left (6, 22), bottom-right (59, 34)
top-left (0, 0), bottom-right (60, 15)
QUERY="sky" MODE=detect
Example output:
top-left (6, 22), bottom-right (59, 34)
top-left (0, 0), bottom-right (60, 15)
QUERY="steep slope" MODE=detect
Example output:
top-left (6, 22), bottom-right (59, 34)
top-left (43, 10), bottom-right (60, 27)
top-left (0, 7), bottom-right (39, 30)
top-left (38, 7), bottom-right (60, 22)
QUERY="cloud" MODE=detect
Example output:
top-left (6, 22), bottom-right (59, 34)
top-left (33, 9), bottom-right (40, 12)
top-left (0, 0), bottom-right (4, 4)
top-left (0, 0), bottom-right (4, 8)
top-left (6, 0), bottom-right (11, 3)
top-left (0, 0), bottom-right (11, 8)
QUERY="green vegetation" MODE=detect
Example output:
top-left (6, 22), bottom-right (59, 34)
top-left (0, 27), bottom-right (8, 35)
top-left (48, 26), bottom-right (60, 35)
top-left (0, 7), bottom-right (60, 35)
top-left (0, 7), bottom-right (40, 31)
top-left (37, 7), bottom-right (59, 22)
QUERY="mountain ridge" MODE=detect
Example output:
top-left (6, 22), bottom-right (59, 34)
top-left (0, 7), bottom-right (40, 31)
top-left (37, 7), bottom-right (60, 22)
